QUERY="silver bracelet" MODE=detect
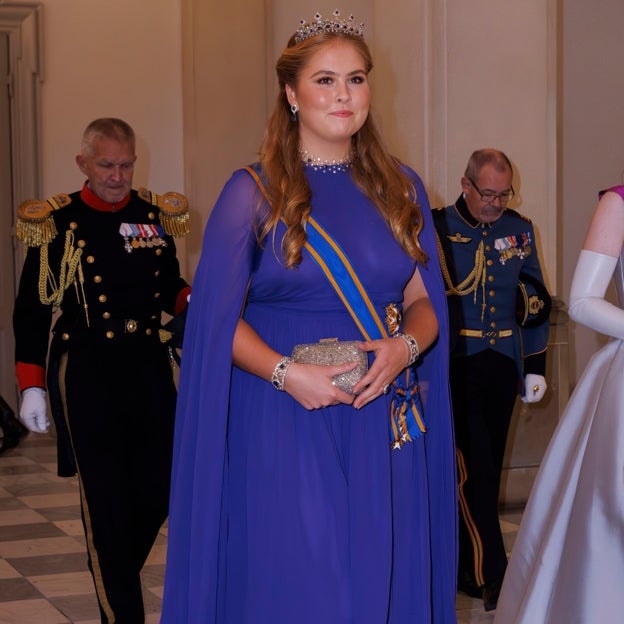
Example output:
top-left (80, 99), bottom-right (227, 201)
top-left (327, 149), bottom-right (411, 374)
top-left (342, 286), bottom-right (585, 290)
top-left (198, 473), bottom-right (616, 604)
top-left (271, 356), bottom-right (294, 391)
top-left (396, 332), bottom-right (420, 367)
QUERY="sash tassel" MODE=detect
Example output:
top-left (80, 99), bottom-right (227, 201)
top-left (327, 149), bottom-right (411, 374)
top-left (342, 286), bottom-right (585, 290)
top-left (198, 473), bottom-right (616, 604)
top-left (390, 367), bottom-right (426, 449)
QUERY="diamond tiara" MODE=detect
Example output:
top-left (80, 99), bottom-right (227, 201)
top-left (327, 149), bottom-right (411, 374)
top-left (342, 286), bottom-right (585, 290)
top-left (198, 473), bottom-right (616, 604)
top-left (294, 9), bottom-right (365, 44)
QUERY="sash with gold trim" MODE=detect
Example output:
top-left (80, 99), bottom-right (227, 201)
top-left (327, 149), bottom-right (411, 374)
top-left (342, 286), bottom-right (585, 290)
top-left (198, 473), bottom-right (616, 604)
top-left (243, 165), bottom-right (426, 449)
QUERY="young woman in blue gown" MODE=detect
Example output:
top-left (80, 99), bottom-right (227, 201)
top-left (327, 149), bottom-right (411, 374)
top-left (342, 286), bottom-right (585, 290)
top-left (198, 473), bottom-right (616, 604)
top-left (161, 11), bottom-right (457, 623)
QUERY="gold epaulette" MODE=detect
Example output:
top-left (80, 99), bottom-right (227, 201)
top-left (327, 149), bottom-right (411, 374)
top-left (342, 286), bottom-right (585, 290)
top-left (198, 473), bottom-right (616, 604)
top-left (138, 187), bottom-right (190, 238)
top-left (16, 194), bottom-right (71, 248)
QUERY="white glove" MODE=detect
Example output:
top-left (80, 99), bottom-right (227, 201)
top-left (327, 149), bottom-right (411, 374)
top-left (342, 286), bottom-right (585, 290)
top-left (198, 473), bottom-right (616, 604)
top-left (521, 373), bottom-right (547, 403)
top-left (20, 387), bottom-right (50, 433)
top-left (568, 249), bottom-right (624, 339)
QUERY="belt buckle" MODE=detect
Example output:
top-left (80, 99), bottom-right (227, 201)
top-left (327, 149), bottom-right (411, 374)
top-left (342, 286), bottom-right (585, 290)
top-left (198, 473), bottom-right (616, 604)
top-left (124, 319), bottom-right (138, 333)
top-left (485, 330), bottom-right (497, 338)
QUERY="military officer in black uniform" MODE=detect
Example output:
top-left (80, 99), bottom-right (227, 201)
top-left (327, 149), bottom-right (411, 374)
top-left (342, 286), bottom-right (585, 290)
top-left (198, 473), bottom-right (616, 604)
top-left (433, 148), bottom-right (551, 612)
top-left (13, 118), bottom-right (190, 623)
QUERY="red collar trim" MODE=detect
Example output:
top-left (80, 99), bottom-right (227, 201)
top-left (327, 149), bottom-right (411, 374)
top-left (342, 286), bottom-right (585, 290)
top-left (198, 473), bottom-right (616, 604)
top-left (80, 182), bottom-right (131, 212)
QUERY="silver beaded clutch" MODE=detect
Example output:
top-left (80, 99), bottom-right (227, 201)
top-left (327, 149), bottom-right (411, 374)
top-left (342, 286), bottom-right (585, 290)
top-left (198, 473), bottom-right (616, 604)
top-left (291, 338), bottom-right (368, 394)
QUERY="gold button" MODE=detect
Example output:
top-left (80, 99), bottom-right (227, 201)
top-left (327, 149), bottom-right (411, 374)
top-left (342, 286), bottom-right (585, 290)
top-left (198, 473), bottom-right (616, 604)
top-left (154, 292), bottom-right (161, 299)
top-left (490, 321), bottom-right (496, 327)
top-left (488, 275), bottom-right (494, 282)
top-left (106, 331), bottom-right (115, 339)
top-left (489, 290), bottom-right (495, 297)
top-left (485, 245), bottom-right (491, 251)
top-left (487, 259), bottom-right (493, 266)
top-left (94, 275), bottom-right (102, 283)
top-left (62, 333), bottom-right (70, 341)
top-left (145, 328), bottom-right (152, 336)
top-left (155, 249), bottom-right (162, 256)
top-left (102, 312), bottom-right (111, 319)
top-left (489, 338), bottom-right (496, 345)
top-left (490, 307), bottom-right (496, 313)
top-left (148, 212), bottom-right (155, 220)
top-left (154, 270), bottom-right (160, 277)
top-left (70, 222), bottom-right (78, 230)
top-left (87, 256), bottom-right (95, 263)
top-left (99, 294), bottom-right (107, 303)
top-left (77, 240), bottom-right (86, 248)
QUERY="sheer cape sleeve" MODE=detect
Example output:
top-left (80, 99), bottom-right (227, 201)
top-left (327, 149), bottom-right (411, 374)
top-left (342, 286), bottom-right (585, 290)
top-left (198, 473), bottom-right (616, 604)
top-left (161, 168), bottom-right (264, 622)
top-left (406, 169), bottom-right (459, 619)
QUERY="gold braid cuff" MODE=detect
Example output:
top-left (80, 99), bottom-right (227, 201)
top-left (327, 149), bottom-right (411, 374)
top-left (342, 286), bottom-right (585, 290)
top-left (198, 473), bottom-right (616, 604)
top-left (138, 187), bottom-right (190, 238)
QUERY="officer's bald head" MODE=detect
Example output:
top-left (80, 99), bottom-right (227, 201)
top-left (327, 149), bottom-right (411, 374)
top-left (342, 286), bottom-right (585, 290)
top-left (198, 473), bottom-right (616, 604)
top-left (465, 148), bottom-right (513, 181)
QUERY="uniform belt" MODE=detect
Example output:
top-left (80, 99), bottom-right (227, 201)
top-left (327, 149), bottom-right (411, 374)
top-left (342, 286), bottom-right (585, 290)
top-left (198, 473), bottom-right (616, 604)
top-left (56, 317), bottom-right (160, 341)
top-left (87, 318), bottom-right (160, 333)
top-left (459, 328), bottom-right (513, 338)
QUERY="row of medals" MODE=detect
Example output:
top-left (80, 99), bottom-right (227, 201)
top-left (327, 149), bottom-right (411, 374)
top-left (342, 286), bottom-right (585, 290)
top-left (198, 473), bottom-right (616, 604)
top-left (122, 235), bottom-right (168, 253)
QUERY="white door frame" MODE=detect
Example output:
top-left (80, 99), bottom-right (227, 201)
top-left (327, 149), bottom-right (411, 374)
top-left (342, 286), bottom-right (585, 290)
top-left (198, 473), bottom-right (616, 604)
top-left (0, 3), bottom-right (42, 410)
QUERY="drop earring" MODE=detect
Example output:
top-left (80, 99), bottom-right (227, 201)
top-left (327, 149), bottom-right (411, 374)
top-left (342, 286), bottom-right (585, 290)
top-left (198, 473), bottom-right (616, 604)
top-left (290, 103), bottom-right (298, 122)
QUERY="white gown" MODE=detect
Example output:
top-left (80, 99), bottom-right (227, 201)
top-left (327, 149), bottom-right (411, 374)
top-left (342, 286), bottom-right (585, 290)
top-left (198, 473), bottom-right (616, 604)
top-left (494, 255), bottom-right (624, 624)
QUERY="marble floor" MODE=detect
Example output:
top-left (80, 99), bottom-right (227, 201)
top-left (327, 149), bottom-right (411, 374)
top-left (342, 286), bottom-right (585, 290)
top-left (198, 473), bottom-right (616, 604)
top-left (0, 431), bottom-right (520, 624)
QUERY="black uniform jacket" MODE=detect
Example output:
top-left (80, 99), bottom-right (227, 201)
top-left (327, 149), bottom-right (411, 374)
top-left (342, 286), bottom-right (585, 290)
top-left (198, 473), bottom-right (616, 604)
top-left (14, 183), bottom-right (190, 389)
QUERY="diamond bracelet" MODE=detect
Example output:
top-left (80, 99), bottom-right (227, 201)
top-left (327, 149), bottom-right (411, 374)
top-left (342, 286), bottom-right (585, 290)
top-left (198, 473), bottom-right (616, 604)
top-left (396, 332), bottom-right (420, 367)
top-left (271, 356), bottom-right (294, 391)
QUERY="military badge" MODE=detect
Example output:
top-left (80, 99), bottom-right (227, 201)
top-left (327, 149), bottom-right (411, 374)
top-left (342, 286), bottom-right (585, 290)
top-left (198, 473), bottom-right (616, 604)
top-left (516, 272), bottom-right (551, 327)
top-left (495, 232), bottom-right (532, 265)
top-left (447, 233), bottom-right (472, 243)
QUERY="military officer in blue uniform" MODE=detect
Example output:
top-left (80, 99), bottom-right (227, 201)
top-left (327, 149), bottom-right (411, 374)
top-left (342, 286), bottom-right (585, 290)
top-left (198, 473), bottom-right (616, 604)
top-left (13, 118), bottom-right (190, 624)
top-left (433, 148), bottom-right (551, 612)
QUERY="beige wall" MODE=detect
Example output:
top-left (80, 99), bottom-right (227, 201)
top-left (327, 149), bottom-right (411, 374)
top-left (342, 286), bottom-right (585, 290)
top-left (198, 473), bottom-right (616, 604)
top-left (180, 0), bottom-right (268, 270)
top-left (561, 0), bottom-right (624, 382)
top-left (429, 0), bottom-right (557, 292)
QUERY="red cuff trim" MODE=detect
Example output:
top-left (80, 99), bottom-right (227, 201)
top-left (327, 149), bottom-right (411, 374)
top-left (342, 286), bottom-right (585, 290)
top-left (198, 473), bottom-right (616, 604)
top-left (175, 286), bottom-right (191, 316)
top-left (16, 362), bottom-right (46, 393)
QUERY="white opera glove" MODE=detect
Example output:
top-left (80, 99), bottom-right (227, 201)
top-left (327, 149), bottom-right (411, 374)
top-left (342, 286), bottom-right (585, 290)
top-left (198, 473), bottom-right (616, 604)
top-left (521, 373), bottom-right (547, 403)
top-left (568, 249), bottom-right (624, 339)
top-left (19, 387), bottom-right (50, 433)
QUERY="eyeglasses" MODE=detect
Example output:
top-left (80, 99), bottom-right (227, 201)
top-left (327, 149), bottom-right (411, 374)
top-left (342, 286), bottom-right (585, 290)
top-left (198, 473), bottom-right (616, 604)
top-left (468, 178), bottom-right (515, 204)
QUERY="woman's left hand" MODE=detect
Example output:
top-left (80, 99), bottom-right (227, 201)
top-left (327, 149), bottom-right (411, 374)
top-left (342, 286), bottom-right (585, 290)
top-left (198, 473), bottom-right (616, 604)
top-left (351, 336), bottom-right (410, 409)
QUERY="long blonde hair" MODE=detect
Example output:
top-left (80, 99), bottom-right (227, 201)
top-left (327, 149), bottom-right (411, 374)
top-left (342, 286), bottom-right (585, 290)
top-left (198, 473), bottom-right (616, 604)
top-left (258, 32), bottom-right (427, 268)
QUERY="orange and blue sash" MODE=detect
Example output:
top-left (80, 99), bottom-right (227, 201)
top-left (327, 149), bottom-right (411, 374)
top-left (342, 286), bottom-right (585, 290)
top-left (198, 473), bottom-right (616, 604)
top-left (304, 217), bottom-right (426, 449)
top-left (243, 165), bottom-right (425, 448)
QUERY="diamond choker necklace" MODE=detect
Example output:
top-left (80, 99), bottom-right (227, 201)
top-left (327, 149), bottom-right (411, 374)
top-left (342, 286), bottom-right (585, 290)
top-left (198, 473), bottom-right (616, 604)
top-left (299, 148), bottom-right (353, 173)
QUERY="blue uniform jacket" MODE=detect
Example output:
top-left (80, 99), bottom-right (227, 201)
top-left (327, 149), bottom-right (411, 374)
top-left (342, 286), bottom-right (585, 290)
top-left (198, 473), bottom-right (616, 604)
top-left (433, 195), bottom-right (549, 391)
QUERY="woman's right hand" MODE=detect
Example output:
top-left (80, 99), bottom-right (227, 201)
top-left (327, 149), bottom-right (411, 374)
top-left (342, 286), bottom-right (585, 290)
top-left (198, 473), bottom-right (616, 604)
top-left (284, 361), bottom-right (358, 409)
